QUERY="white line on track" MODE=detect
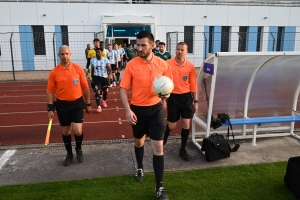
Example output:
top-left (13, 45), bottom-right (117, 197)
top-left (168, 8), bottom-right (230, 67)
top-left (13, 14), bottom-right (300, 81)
top-left (0, 150), bottom-right (16, 170)
top-left (0, 95), bottom-right (45, 98)
top-left (0, 107), bottom-right (124, 115)
top-left (0, 120), bottom-right (127, 128)
top-left (0, 85), bottom-right (47, 88)
top-left (0, 111), bottom-right (46, 115)
top-left (0, 102), bottom-right (44, 105)
top-left (0, 89), bottom-right (46, 93)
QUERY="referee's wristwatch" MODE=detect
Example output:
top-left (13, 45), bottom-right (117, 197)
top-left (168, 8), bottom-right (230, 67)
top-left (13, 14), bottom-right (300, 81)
top-left (86, 103), bottom-right (91, 106)
top-left (193, 100), bottom-right (198, 103)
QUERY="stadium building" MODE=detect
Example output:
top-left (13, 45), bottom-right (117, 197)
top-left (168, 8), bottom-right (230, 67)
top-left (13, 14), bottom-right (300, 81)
top-left (0, 0), bottom-right (300, 71)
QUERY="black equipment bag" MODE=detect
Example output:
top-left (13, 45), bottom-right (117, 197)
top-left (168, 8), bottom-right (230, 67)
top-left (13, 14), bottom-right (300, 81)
top-left (201, 133), bottom-right (231, 162)
top-left (284, 156), bottom-right (300, 198)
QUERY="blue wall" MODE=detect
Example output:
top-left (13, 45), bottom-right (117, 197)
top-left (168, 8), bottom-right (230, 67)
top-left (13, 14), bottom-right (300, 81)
top-left (268, 26), bottom-right (278, 51)
top-left (213, 26), bottom-right (222, 53)
top-left (246, 26), bottom-right (258, 52)
top-left (19, 25), bottom-right (35, 70)
top-left (282, 26), bottom-right (296, 51)
top-left (55, 25), bottom-right (63, 64)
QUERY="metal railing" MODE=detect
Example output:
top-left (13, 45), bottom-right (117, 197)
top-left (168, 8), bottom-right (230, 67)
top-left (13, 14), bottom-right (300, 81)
top-left (166, 31), bottom-right (300, 66)
top-left (0, 32), bottom-right (104, 80)
top-left (0, 0), bottom-right (300, 6)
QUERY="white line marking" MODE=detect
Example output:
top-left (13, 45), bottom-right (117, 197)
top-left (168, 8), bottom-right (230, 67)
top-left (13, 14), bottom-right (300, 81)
top-left (0, 120), bottom-right (128, 128)
top-left (0, 150), bottom-right (16, 170)
top-left (0, 107), bottom-right (124, 115)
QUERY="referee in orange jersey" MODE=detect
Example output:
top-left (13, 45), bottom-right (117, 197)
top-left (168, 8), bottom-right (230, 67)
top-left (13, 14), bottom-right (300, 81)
top-left (46, 45), bottom-right (91, 166)
top-left (120, 31), bottom-right (172, 200)
top-left (163, 42), bottom-right (198, 161)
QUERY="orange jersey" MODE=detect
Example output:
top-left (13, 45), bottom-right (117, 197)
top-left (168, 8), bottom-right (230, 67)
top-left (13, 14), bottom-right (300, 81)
top-left (46, 62), bottom-right (88, 101)
top-left (120, 54), bottom-right (173, 106)
top-left (167, 58), bottom-right (197, 94)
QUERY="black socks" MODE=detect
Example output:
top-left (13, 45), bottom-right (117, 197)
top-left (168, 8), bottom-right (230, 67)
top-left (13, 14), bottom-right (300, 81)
top-left (153, 155), bottom-right (164, 191)
top-left (62, 134), bottom-right (72, 154)
top-left (135, 145), bottom-right (144, 169)
top-left (181, 128), bottom-right (189, 151)
top-left (75, 133), bottom-right (84, 150)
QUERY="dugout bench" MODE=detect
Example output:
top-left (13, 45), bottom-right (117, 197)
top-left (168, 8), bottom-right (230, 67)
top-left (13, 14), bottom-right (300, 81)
top-left (191, 52), bottom-right (300, 152)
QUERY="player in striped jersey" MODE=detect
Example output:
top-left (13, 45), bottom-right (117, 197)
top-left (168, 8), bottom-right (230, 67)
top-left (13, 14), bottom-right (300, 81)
top-left (90, 49), bottom-right (112, 112)
top-left (107, 44), bottom-right (119, 87)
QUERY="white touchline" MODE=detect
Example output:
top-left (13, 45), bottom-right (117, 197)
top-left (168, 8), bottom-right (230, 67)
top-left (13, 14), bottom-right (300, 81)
top-left (0, 150), bottom-right (16, 170)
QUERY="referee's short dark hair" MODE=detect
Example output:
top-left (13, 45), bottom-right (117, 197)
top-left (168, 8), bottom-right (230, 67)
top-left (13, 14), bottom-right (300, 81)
top-left (159, 42), bottom-right (165, 46)
top-left (137, 31), bottom-right (154, 43)
top-left (177, 42), bottom-right (188, 49)
top-left (93, 38), bottom-right (100, 43)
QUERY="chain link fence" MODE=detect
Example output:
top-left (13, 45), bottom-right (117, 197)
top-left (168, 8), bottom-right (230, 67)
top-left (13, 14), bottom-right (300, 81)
top-left (166, 32), bottom-right (300, 67)
top-left (0, 32), bottom-right (104, 81)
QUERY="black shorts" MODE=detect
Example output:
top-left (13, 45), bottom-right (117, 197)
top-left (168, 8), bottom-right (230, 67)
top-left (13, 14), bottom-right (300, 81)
top-left (130, 102), bottom-right (165, 141)
top-left (111, 64), bottom-right (116, 73)
top-left (56, 97), bottom-right (85, 126)
top-left (167, 93), bottom-right (194, 122)
top-left (93, 76), bottom-right (109, 90)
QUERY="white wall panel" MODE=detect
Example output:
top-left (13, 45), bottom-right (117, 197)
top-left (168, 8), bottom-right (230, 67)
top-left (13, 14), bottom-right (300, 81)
top-left (0, 3), bottom-right (11, 26)
top-left (36, 4), bottom-right (64, 25)
top-left (183, 5), bottom-right (206, 26)
top-left (137, 5), bottom-right (162, 25)
top-left (10, 3), bottom-right (38, 25)
top-left (289, 7), bottom-right (300, 26)
top-left (113, 4), bottom-right (138, 15)
top-left (155, 25), bottom-right (167, 42)
top-left (206, 5), bottom-right (228, 26)
top-left (194, 26), bottom-right (204, 32)
top-left (227, 6), bottom-right (249, 26)
top-left (88, 4), bottom-right (113, 25)
top-left (269, 7), bottom-right (290, 26)
top-left (161, 5), bottom-right (184, 25)
top-left (166, 26), bottom-right (184, 33)
top-left (63, 3), bottom-right (89, 25)
top-left (248, 6), bottom-right (270, 26)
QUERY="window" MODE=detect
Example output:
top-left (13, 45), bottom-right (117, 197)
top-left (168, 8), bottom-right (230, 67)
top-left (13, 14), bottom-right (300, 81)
top-left (184, 26), bottom-right (194, 53)
top-left (32, 26), bottom-right (46, 55)
top-left (221, 26), bottom-right (230, 52)
top-left (61, 26), bottom-right (69, 46)
top-left (256, 26), bottom-right (262, 52)
top-left (106, 26), bottom-right (151, 37)
top-left (238, 26), bottom-right (248, 52)
top-left (276, 27), bottom-right (284, 51)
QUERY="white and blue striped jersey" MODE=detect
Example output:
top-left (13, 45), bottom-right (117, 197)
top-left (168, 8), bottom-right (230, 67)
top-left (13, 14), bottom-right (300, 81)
top-left (115, 49), bottom-right (121, 62)
top-left (90, 57), bottom-right (110, 78)
top-left (119, 47), bottom-right (125, 57)
top-left (107, 50), bottom-right (118, 64)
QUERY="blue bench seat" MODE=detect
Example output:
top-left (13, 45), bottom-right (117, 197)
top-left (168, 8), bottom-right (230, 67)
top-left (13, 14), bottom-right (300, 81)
top-left (222, 116), bottom-right (300, 126)
top-left (221, 115), bottom-right (300, 145)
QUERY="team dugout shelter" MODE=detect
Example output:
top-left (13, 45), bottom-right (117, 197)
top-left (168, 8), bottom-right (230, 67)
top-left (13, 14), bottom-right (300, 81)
top-left (192, 52), bottom-right (300, 151)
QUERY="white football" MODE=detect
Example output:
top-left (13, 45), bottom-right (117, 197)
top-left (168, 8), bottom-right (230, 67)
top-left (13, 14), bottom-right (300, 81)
top-left (152, 76), bottom-right (174, 97)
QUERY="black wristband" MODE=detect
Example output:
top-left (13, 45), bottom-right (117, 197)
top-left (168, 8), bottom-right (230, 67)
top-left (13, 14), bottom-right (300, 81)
top-left (47, 104), bottom-right (54, 112)
top-left (193, 100), bottom-right (198, 103)
top-left (86, 103), bottom-right (91, 106)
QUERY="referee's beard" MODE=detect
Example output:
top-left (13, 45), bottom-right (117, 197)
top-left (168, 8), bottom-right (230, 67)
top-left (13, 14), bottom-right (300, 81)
top-left (138, 50), bottom-right (151, 59)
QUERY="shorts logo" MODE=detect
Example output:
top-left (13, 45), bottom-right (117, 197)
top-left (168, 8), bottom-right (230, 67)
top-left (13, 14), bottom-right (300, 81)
top-left (73, 78), bottom-right (78, 85)
top-left (183, 75), bottom-right (188, 81)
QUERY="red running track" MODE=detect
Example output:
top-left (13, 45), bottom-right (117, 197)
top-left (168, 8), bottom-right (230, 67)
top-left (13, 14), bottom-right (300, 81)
top-left (0, 81), bottom-right (183, 146)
